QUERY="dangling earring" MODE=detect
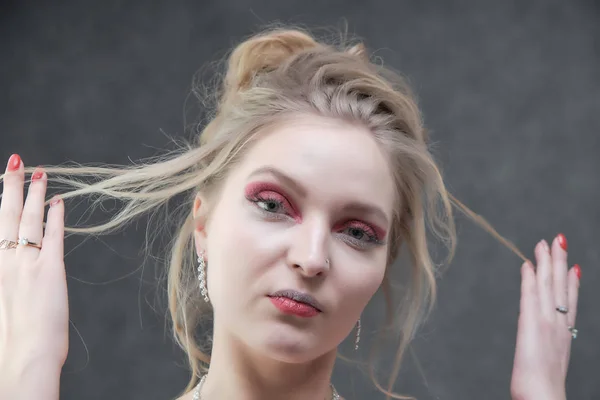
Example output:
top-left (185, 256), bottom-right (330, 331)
top-left (355, 318), bottom-right (361, 350)
top-left (197, 251), bottom-right (210, 303)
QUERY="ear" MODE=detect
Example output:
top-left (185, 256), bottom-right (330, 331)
top-left (192, 193), bottom-right (208, 258)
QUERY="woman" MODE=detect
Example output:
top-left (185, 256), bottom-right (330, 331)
top-left (0, 28), bottom-right (580, 399)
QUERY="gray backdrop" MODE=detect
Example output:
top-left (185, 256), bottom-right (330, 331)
top-left (1, 1), bottom-right (598, 399)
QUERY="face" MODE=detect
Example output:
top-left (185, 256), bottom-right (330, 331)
top-left (194, 116), bottom-right (396, 363)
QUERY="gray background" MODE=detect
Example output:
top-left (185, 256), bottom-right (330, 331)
top-left (1, 1), bottom-right (599, 399)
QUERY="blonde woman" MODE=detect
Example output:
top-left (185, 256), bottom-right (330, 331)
top-left (0, 28), bottom-right (580, 400)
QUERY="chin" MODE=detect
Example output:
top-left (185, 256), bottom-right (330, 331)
top-left (257, 325), bottom-right (325, 363)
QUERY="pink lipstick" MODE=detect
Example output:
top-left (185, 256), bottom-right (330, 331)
top-left (269, 296), bottom-right (320, 318)
top-left (268, 289), bottom-right (323, 318)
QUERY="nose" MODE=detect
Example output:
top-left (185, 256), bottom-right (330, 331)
top-left (287, 216), bottom-right (330, 278)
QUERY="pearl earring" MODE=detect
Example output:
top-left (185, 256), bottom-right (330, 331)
top-left (197, 251), bottom-right (209, 303)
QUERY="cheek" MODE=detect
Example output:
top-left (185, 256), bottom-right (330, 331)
top-left (209, 201), bottom-right (285, 287)
top-left (336, 259), bottom-right (386, 309)
top-left (355, 270), bottom-right (384, 298)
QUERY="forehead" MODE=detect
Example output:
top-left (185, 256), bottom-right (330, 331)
top-left (232, 116), bottom-right (396, 214)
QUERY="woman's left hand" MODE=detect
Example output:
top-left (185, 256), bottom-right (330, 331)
top-left (510, 234), bottom-right (580, 400)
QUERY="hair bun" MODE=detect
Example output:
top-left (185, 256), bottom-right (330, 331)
top-left (223, 29), bottom-right (319, 96)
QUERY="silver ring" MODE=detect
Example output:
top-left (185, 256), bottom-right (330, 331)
top-left (0, 239), bottom-right (18, 250)
top-left (568, 326), bottom-right (578, 339)
top-left (17, 237), bottom-right (42, 250)
top-left (556, 306), bottom-right (569, 314)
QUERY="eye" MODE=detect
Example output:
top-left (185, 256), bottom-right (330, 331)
top-left (255, 197), bottom-right (285, 213)
top-left (347, 227), bottom-right (367, 240)
top-left (244, 182), bottom-right (298, 219)
top-left (246, 189), bottom-right (295, 219)
top-left (337, 222), bottom-right (386, 249)
top-left (341, 226), bottom-right (375, 242)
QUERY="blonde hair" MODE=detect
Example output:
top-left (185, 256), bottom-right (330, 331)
top-left (5, 27), bottom-right (528, 399)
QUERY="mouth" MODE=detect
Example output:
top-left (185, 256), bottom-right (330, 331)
top-left (268, 289), bottom-right (323, 313)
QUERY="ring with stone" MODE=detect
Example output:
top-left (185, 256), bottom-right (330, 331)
top-left (17, 237), bottom-right (42, 249)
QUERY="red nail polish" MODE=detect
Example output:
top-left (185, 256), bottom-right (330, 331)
top-left (557, 233), bottom-right (568, 251)
top-left (32, 168), bottom-right (44, 181)
top-left (573, 264), bottom-right (581, 280)
top-left (7, 154), bottom-right (21, 171)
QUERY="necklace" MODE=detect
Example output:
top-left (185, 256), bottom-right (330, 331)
top-left (192, 375), bottom-right (340, 400)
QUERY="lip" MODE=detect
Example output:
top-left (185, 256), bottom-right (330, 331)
top-left (268, 289), bottom-right (323, 312)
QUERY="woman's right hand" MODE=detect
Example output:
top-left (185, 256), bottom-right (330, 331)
top-left (0, 154), bottom-right (69, 398)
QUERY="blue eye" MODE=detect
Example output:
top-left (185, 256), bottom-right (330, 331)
top-left (256, 198), bottom-right (284, 213)
top-left (336, 223), bottom-right (386, 250)
top-left (246, 189), bottom-right (295, 217)
top-left (340, 227), bottom-right (379, 244)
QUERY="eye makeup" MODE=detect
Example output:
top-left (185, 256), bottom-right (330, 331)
top-left (244, 181), bottom-right (301, 222)
top-left (332, 219), bottom-right (387, 248)
top-left (243, 180), bottom-right (388, 249)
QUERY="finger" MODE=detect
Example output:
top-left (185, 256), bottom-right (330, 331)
top-left (517, 260), bottom-right (539, 344)
top-left (17, 167), bottom-right (47, 256)
top-left (41, 196), bottom-right (65, 260)
top-left (567, 264), bottom-right (580, 328)
top-left (520, 260), bottom-right (538, 316)
top-left (551, 234), bottom-right (569, 321)
top-left (535, 239), bottom-right (555, 320)
top-left (0, 154), bottom-right (24, 241)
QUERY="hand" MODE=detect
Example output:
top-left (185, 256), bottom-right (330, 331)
top-left (510, 235), bottom-right (580, 400)
top-left (0, 154), bottom-right (69, 379)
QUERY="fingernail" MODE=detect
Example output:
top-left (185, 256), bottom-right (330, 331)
top-left (541, 239), bottom-right (549, 252)
top-left (31, 167), bottom-right (44, 181)
top-left (50, 196), bottom-right (61, 207)
top-left (7, 154), bottom-right (21, 171)
top-left (556, 233), bottom-right (568, 251)
top-left (573, 264), bottom-right (581, 280)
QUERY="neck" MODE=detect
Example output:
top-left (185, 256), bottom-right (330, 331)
top-left (201, 325), bottom-right (337, 400)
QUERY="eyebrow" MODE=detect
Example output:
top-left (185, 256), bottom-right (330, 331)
top-left (246, 166), bottom-right (390, 227)
top-left (248, 166), bottom-right (308, 197)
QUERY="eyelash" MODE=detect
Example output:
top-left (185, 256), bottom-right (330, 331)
top-left (338, 222), bottom-right (385, 248)
top-left (247, 192), bottom-right (385, 248)
top-left (249, 193), bottom-right (293, 220)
